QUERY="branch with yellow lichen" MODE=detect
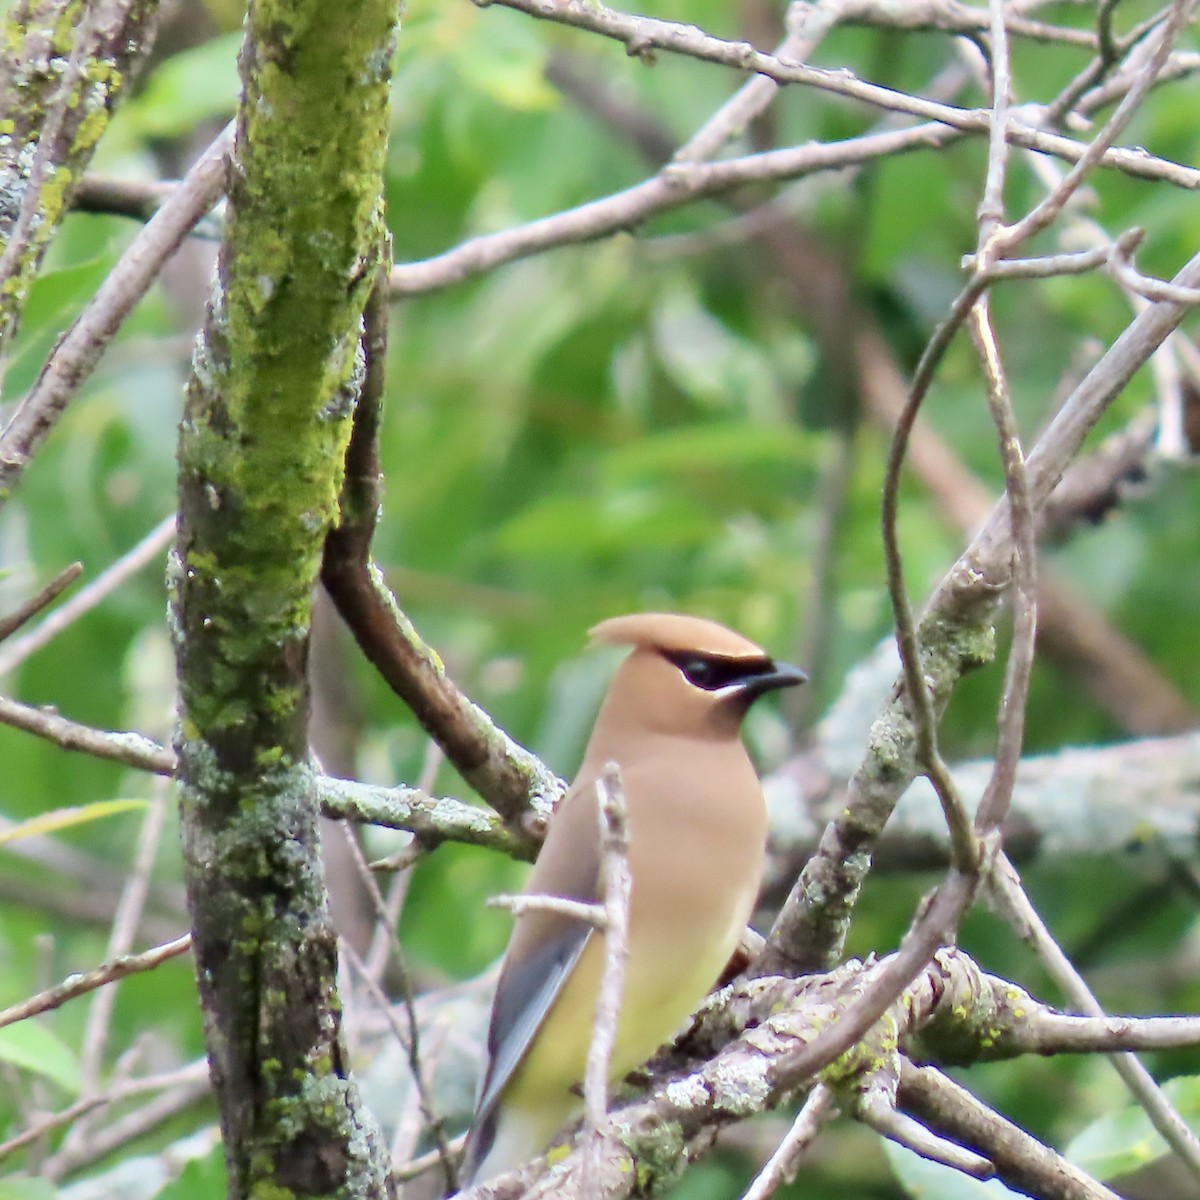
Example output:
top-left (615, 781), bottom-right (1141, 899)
top-left (0, 0), bottom-right (159, 362)
top-left (452, 947), bottom-right (1200, 1200)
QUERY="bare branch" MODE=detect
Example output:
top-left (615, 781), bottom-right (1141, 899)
top-left (488, 894), bottom-right (606, 925)
top-left (0, 1062), bottom-right (209, 1164)
top-left (0, 561), bottom-right (82, 644)
top-left (342, 937), bottom-right (457, 1193)
top-left (739, 1086), bottom-right (836, 1200)
top-left (57, 778), bottom-right (173, 1163)
top-left (42, 1091), bottom-right (215, 1181)
top-left (323, 264), bottom-right (562, 824)
top-left (390, 125), bottom-right (1196, 299)
top-left (0, 935), bottom-right (191, 1030)
top-left (1080, 49), bottom-right (1200, 113)
top-left (583, 765), bottom-right (633, 1157)
top-left (0, 695), bottom-right (538, 858)
top-left (484, 0), bottom-right (1198, 183)
top-left (0, 693), bottom-right (175, 773)
top-left (71, 173), bottom-right (182, 222)
top-left (988, 856), bottom-right (1200, 1184)
top-left (391, 123), bottom-right (959, 296)
top-left (673, 0), bottom-right (836, 164)
top-left (1110, 236), bottom-right (1200, 306)
top-left (859, 1092), bottom-right (992, 1177)
top-left (994, 0), bottom-right (1191, 255)
top-left (899, 1063), bottom-right (1123, 1200)
top-left (0, 123), bottom-right (233, 505)
top-left (966, 292), bottom-right (1036, 837)
top-left (0, 514), bottom-right (175, 676)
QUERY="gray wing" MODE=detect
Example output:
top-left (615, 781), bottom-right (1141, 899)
top-left (462, 773), bottom-right (603, 1181)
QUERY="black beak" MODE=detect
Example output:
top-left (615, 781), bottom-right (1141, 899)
top-left (739, 659), bottom-right (808, 700)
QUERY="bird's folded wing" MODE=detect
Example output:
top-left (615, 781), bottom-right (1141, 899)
top-left (465, 772), bottom-right (604, 1176)
top-left (474, 921), bottom-right (595, 1121)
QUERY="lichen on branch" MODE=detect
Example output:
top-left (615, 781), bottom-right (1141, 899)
top-left (171, 1), bottom-right (401, 1197)
top-left (0, 0), bottom-right (158, 358)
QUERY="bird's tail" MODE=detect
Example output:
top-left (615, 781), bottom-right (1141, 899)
top-left (458, 1100), bottom-right (572, 1190)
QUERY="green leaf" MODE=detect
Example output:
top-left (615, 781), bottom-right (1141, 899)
top-left (0, 799), bottom-right (148, 847)
top-left (494, 491), bottom-right (713, 560)
top-left (650, 285), bottom-right (781, 413)
top-left (1066, 1075), bottom-right (1200, 1180)
top-left (0, 1023), bottom-right (81, 1094)
top-left (3, 248), bottom-right (117, 400)
top-left (126, 33), bottom-right (241, 137)
top-left (884, 1138), bottom-right (1026, 1199)
top-left (0, 1178), bottom-right (58, 1200)
top-left (450, 13), bottom-right (557, 111)
top-left (155, 1139), bottom-right (227, 1200)
top-left (603, 422), bottom-right (812, 483)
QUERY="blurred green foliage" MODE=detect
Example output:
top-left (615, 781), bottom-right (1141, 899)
top-left (1, 0), bottom-right (1198, 1195)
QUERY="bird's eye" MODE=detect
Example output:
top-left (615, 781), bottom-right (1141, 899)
top-left (678, 657), bottom-right (718, 688)
top-left (663, 650), bottom-right (779, 693)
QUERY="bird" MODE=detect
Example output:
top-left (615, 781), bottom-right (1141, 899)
top-left (460, 612), bottom-right (806, 1186)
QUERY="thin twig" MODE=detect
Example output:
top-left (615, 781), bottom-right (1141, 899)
top-left (74, 174), bottom-right (223, 238)
top-left (78, 779), bottom-right (171, 1087)
top-left (0, 693), bottom-right (175, 773)
top-left (674, 0), bottom-right (836, 164)
top-left (488, 894), bottom-right (607, 924)
top-left (859, 1090), bottom-right (992, 1176)
top-left (337, 834), bottom-right (458, 1193)
top-left (988, 854), bottom-right (1200, 1184)
top-left (1079, 48), bottom-right (1200, 114)
top-left (963, 0), bottom-right (1039, 841)
top-left (390, 116), bottom-right (1196, 298)
top-left (899, 1064), bottom-right (1123, 1200)
top-left (968, 296), bottom-right (1038, 837)
top-left (1097, 0), bottom-right (1124, 66)
top-left (0, 124), bottom-right (234, 504)
top-left (390, 123), bottom-right (953, 295)
top-left (976, 0), bottom-right (1013, 242)
top-left (582, 764), bottom-right (632, 1176)
top-left (994, 0), bottom-right (1191, 255)
top-left (987, 245), bottom-right (1110, 280)
top-left (879, 281), bottom-right (983, 872)
top-left (393, 1134), bottom-right (468, 1183)
top-left (0, 562), bottom-right (82, 644)
top-left (0, 699), bottom-right (536, 856)
top-left (0, 936), bottom-right (192, 1030)
top-left (43, 1096), bottom-right (216, 1181)
top-left (484, 0), bottom-right (1198, 191)
top-left (0, 1062), bottom-right (209, 1164)
top-left (1109, 238), bottom-right (1200, 306)
top-left (364, 740), bottom-right (442, 983)
top-left (795, 0), bottom-right (1100, 48)
top-left (1043, 5), bottom-right (1168, 126)
top-left (57, 778), bottom-right (172, 1165)
top-left (739, 1085), bottom-right (836, 1200)
top-left (0, 514), bottom-right (175, 676)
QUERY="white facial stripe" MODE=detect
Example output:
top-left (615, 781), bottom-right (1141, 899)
top-left (709, 682), bottom-right (749, 699)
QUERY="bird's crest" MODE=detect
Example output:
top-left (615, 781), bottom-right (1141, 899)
top-left (588, 612), bottom-right (766, 660)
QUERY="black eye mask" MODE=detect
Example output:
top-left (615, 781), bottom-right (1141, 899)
top-left (662, 650), bottom-right (779, 692)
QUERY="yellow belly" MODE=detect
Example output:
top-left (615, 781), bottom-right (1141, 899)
top-left (504, 909), bottom-right (744, 1108)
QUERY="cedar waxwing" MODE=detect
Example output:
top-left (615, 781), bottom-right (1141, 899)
top-left (460, 613), bottom-right (806, 1185)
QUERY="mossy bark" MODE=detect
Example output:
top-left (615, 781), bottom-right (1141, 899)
top-left (0, 0), bottom-right (159, 354)
top-left (171, 1), bottom-right (399, 1197)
